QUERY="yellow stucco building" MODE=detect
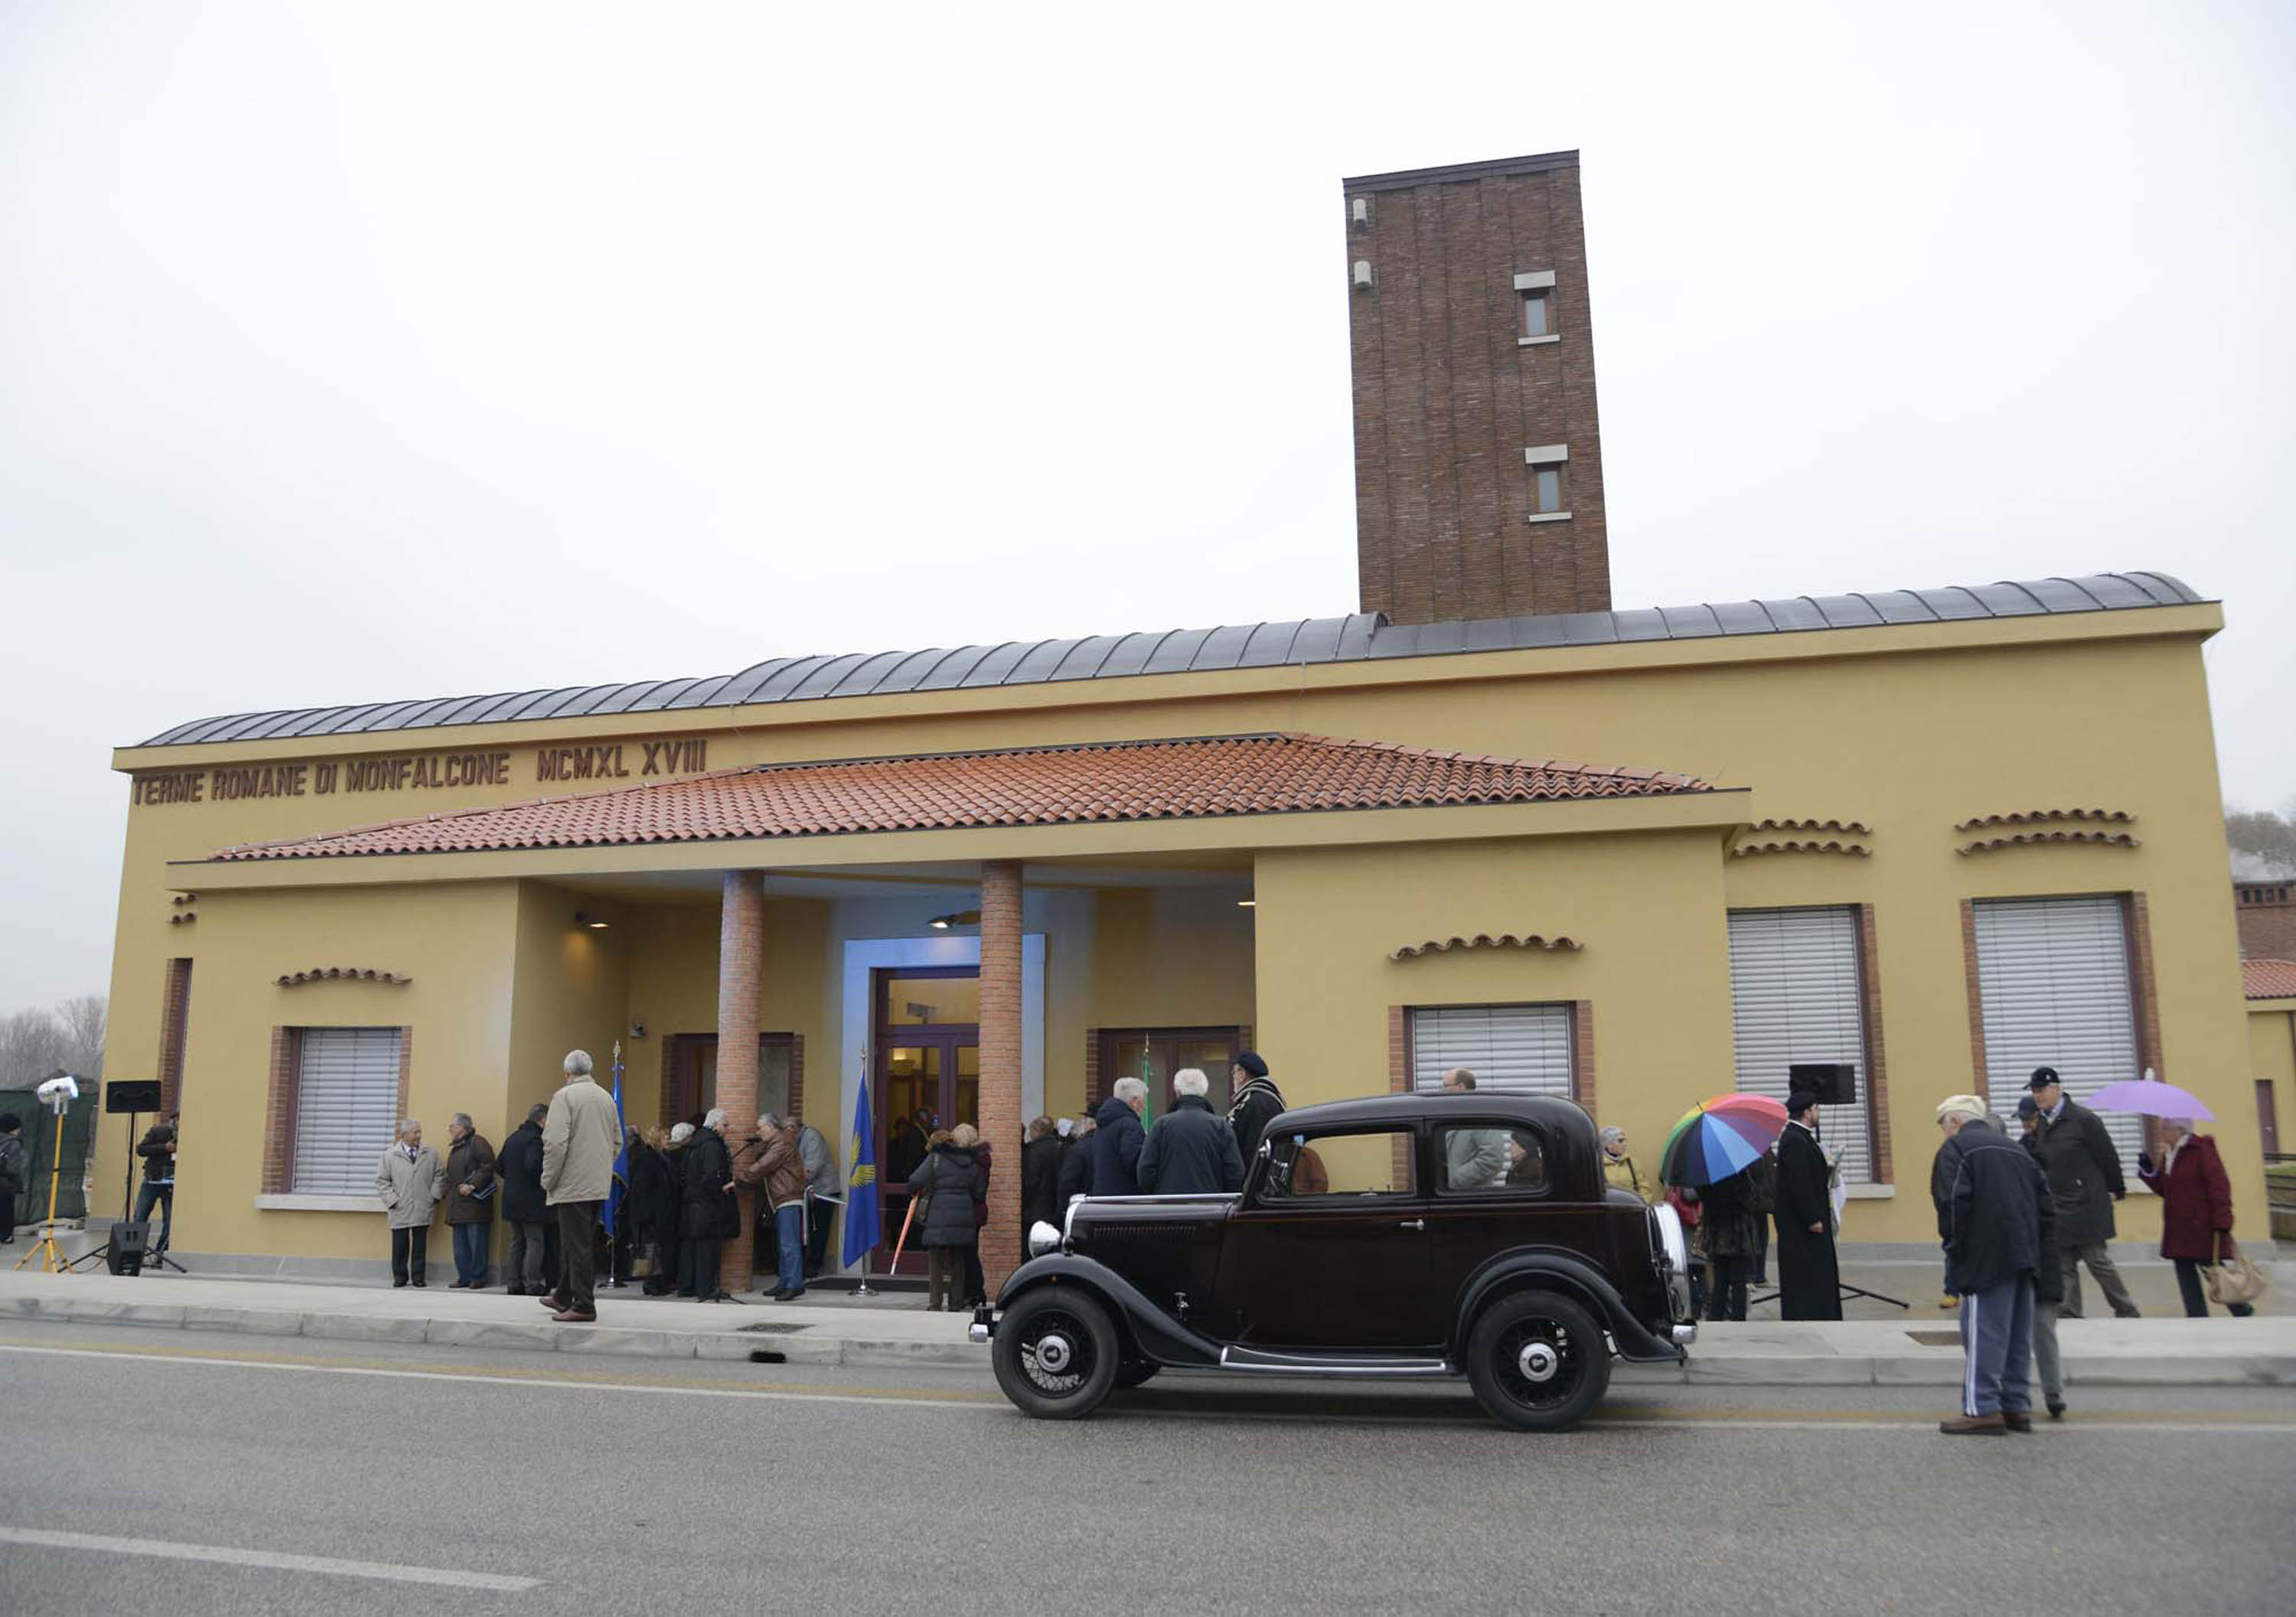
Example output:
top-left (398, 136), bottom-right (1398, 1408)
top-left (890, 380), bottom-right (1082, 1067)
top-left (96, 570), bottom-right (2262, 1285)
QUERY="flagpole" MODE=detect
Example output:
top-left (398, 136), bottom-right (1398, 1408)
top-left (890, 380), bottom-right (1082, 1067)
top-left (851, 1045), bottom-right (877, 1298)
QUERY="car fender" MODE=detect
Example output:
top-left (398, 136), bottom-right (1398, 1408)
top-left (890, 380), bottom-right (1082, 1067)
top-left (992, 1254), bottom-right (1225, 1368)
top-left (1453, 1247), bottom-right (1684, 1363)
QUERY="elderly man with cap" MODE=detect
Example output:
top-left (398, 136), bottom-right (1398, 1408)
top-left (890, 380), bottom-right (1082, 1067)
top-left (1773, 1087), bottom-right (1841, 1320)
top-left (2027, 1064), bottom-right (2140, 1319)
top-left (1932, 1094), bottom-right (2056, 1434)
top-left (1226, 1052), bottom-right (1286, 1164)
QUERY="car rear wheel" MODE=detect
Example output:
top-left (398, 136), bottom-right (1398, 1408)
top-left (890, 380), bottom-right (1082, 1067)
top-left (1466, 1289), bottom-right (1609, 1431)
top-left (992, 1288), bottom-right (1120, 1419)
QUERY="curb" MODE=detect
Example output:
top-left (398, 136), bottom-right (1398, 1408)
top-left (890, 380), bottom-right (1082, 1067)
top-left (0, 1293), bottom-right (989, 1370)
top-left (9, 1293), bottom-right (2292, 1387)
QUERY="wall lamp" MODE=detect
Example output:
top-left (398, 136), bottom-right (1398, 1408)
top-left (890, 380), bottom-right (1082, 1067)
top-left (574, 911), bottom-right (611, 931)
top-left (1238, 898), bottom-right (1257, 908)
top-left (928, 910), bottom-right (983, 931)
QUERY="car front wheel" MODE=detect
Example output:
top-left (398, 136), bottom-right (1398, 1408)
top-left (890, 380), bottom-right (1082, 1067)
top-left (992, 1287), bottom-right (1120, 1419)
top-left (1465, 1289), bottom-right (1610, 1431)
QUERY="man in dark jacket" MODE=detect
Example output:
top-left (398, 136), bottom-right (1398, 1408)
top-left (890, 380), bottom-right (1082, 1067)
top-left (1088, 1081), bottom-right (1148, 1195)
top-left (134, 1116), bottom-right (178, 1255)
top-left (2028, 1066), bottom-right (2139, 1319)
top-left (681, 1110), bottom-right (740, 1303)
top-left (1932, 1095), bottom-right (2056, 1434)
top-left (1773, 1089), bottom-right (1841, 1321)
top-left (1, 1111), bottom-right (28, 1244)
top-left (442, 1113), bottom-right (497, 1289)
top-left (1020, 1117), bottom-right (1063, 1235)
top-left (496, 1104), bottom-right (550, 1294)
top-left (1225, 1053), bottom-right (1285, 1164)
top-left (1138, 1070), bottom-right (1245, 1195)
top-left (1057, 1117), bottom-right (1097, 1208)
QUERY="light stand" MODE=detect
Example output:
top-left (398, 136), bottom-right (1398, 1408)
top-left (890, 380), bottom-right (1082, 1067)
top-left (13, 1076), bottom-right (79, 1274)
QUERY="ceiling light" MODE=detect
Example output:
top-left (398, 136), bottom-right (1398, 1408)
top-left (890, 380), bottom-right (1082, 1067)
top-left (574, 911), bottom-right (610, 931)
top-left (1238, 898), bottom-right (1257, 908)
top-left (928, 909), bottom-right (983, 931)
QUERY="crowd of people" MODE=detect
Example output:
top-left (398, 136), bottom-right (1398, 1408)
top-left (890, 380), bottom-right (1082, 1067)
top-left (348, 1039), bottom-right (2262, 1367)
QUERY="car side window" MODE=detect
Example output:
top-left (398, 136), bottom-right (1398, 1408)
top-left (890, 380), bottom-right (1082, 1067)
top-left (1265, 1129), bottom-right (1415, 1198)
top-left (1437, 1123), bottom-right (1546, 1195)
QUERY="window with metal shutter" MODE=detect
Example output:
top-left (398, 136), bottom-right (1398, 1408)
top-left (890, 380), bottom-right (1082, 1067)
top-left (1971, 895), bottom-right (2144, 1168)
top-left (292, 1027), bottom-right (403, 1195)
top-left (1409, 1004), bottom-right (1573, 1097)
top-left (1728, 907), bottom-right (1874, 1184)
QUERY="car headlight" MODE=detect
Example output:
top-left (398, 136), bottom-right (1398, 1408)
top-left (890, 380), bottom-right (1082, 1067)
top-left (1650, 1204), bottom-right (1688, 1273)
top-left (1027, 1220), bottom-right (1063, 1258)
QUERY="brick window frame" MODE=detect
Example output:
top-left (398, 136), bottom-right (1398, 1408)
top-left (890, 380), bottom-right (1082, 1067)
top-left (261, 1024), bottom-right (412, 1196)
top-left (157, 958), bottom-right (192, 1115)
top-left (1854, 905), bottom-right (1893, 1184)
top-left (1387, 1002), bottom-right (1593, 1107)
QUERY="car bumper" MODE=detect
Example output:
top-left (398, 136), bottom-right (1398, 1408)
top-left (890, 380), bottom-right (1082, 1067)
top-left (1670, 1322), bottom-right (1697, 1348)
top-left (968, 1306), bottom-right (994, 1345)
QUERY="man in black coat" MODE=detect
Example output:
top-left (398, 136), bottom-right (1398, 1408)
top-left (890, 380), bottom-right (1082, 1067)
top-left (1019, 1117), bottom-right (1063, 1236)
top-left (1932, 1095), bottom-right (2056, 1434)
top-left (680, 1111), bottom-right (740, 1303)
top-left (1225, 1052), bottom-right (1285, 1163)
top-left (1773, 1089), bottom-right (1841, 1321)
top-left (2027, 1066), bottom-right (2139, 1319)
top-left (496, 1103), bottom-right (550, 1295)
top-left (1088, 1082), bottom-right (1148, 1195)
top-left (1138, 1070), bottom-right (1246, 1195)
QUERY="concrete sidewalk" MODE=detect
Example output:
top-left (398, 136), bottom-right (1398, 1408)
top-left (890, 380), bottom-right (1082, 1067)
top-left (4, 1267), bottom-right (2292, 1386)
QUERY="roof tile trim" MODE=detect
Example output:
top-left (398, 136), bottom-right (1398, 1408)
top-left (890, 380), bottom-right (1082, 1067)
top-left (2242, 959), bottom-right (2296, 1000)
top-left (139, 572), bottom-right (2206, 747)
top-left (1390, 933), bottom-right (1581, 960)
top-left (1956, 831), bottom-right (2141, 856)
top-left (210, 732), bottom-right (1711, 863)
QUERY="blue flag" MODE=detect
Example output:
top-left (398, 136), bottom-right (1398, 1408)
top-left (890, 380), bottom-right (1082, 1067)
top-left (842, 1074), bottom-right (879, 1269)
top-left (602, 1045), bottom-right (629, 1239)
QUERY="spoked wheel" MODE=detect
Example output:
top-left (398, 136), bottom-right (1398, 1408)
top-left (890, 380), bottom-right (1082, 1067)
top-left (1466, 1289), bottom-right (1610, 1431)
top-left (992, 1287), bottom-right (1120, 1419)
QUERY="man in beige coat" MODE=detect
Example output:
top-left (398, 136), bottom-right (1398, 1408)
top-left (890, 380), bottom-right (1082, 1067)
top-left (540, 1049), bottom-right (620, 1322)
top-left (374, 1120), bottom-right (445, 1289)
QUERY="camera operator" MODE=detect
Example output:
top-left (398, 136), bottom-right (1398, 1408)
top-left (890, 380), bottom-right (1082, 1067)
top-left (135, 1113), bottom-right (179, 1254)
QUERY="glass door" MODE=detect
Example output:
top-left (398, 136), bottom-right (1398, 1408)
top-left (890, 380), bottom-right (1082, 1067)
top-left (874, 968), bottom-right (980, 1273)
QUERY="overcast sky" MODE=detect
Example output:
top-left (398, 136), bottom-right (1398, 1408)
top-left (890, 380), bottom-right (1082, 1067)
top-left (2, 1), bottom-right (2290, 1009)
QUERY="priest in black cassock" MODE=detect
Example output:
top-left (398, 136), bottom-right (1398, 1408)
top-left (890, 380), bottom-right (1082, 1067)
top-left (1773, 1088), bottom-right (1842, 1320)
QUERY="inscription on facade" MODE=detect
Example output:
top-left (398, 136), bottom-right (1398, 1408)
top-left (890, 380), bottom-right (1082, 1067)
top-left (132, 736), bottom-right (713, 809)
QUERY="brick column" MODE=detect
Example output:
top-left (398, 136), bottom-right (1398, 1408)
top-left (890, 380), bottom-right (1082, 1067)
top-left (978, 860), bottom-right (1024, 1291)
top-left (717, 870), bottom-right (765, 1293)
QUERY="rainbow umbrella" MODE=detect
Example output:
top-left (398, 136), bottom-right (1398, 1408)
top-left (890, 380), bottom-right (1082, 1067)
top-left (1658, 1094), bottom-right (1789, 1186)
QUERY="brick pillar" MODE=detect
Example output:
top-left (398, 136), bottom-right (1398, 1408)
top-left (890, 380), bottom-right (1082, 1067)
top-left (717, 870), bottom-right (765, 1293)
top-left (978, 860), bottom-right (1024, 1292)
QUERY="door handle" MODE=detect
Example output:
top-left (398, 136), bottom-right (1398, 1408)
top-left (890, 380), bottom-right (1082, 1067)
top-left (1398, 1218), bottom-right (1425, 1231)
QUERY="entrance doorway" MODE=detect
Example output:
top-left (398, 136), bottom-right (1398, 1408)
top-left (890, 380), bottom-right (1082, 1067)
top-left (874, 967), bottom-right (979, 1273)
top-left (1094, 1026), bottom-right (1246, 1113)
top-left (663, 1033), bottom-right (797, 1128)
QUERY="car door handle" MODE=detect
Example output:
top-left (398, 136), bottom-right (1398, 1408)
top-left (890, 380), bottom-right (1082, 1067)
top-left (1398, 1218), bottom-right (1424, 1231)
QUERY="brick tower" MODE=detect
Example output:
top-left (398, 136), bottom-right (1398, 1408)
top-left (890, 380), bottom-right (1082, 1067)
top-left (1344, 151), bottom-right (1611, 624)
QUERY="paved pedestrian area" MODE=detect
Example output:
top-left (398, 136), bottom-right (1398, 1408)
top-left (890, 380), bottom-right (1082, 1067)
top-left (3, 1266), bottom-right (2290, 1384)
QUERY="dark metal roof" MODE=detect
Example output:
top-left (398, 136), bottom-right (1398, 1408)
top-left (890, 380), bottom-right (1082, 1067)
top-left (135, 572), bottom-right (2206, 748)
top-left (1342, 150), bottom-right (1580, 193)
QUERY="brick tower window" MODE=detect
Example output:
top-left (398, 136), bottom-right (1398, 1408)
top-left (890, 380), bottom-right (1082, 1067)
top-left (1521, 288), bottom-right (1551, 338)
top-left (1524, 444), bottom-right (1570, 520)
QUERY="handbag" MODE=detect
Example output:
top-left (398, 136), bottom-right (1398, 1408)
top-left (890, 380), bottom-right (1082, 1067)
top-left (2204, 1234), bottom-right (2268, 1306)
top-left (630, 1240), bottom-right (662, 1280)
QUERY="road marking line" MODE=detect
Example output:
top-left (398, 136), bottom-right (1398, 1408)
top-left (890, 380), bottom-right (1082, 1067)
top-left (0, 1527), bottom-right (541, 1591)
top-left (3, 1342), bottom-right (2286, 1434)
top-left (0, 1342), bottom-right (996, 1410)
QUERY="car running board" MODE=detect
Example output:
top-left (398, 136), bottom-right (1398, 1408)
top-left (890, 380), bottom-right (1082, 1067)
top-left (1217, 1345), bottom-right (1455, 1378)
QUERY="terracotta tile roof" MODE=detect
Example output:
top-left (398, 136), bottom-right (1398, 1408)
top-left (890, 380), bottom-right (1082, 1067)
top-left (211, 732), bottom-right (1710, 862)
top-left (2243, 959), bottom-right (2296, 1000)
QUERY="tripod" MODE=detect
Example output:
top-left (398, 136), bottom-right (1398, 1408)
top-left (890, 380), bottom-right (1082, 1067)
top-left (11, 1099), bottom-right (73, 1273)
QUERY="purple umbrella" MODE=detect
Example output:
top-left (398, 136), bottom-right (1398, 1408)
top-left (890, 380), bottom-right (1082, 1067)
top-left (2088, 1079), bottom-right (2213, 1122)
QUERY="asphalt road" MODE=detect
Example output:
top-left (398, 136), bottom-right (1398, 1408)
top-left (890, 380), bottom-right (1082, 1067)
top-left (0, 1319), bottom-right (2288, 1616)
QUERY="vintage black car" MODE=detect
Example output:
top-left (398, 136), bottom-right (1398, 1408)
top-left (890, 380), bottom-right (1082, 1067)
top-left (971, 1093), bottom-right (1694, 1430)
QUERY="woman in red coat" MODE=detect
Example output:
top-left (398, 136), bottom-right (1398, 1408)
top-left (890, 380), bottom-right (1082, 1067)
top-left (2135, 1121), bottom-right (2255, 1319)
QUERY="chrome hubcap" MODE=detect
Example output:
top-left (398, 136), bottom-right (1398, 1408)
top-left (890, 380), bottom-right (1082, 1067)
top-left (1036, 1332), bottom-right (1075, 1374)
top-left (1516, 1340), bottom-right (1561, 1383)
